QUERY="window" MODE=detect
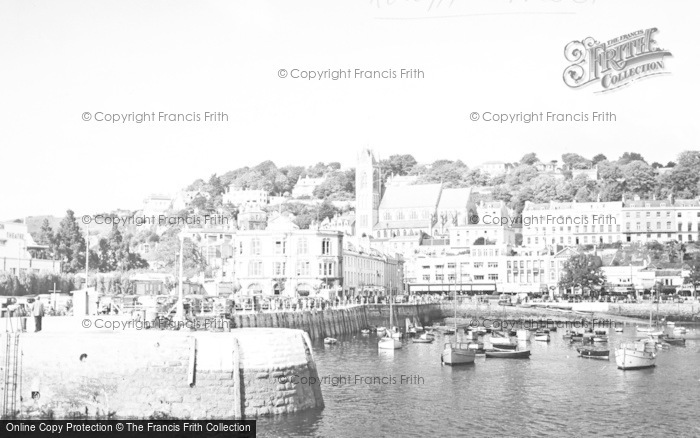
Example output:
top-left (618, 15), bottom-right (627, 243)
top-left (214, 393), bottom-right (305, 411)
top-left (274, 239), bottom-right (286, 255)
top-left (435, 264), bottom-right (444, 269)
top-left (422, 275), bottom-right (430, 281)
top-left (321, 238), bottom-right (331, 255)
top-left (273, 262), bottom-right (286, 276)
top-left (297, 238), bottom-right (308, 254)
top-left (447, 263), bottom-right (456, 269)
top-left (448, 274), bottom-right (456, 281)
top-left (488, 262), bottom-right (498, 268)
top-left (473, 262), bottom-right (483, 268)
top-left (250, 238), bottom-right (261, 256)
top-left (435, 274), bottom-right (444, 281)
top-left (319, 262), bottom-right (334, 277)
top-left (488, 274), bottom-right (498, 281)
top-left (248, 261), bottom-right (263, 276)
top-left (297, 261), bottom-right (310, 276)
top-left (474, 275), bottom-right (484, 280)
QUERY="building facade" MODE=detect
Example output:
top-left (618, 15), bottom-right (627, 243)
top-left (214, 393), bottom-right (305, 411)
top-left (0, 221), bottom-right (62, 274)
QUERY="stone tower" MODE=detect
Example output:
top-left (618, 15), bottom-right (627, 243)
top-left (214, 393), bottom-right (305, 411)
top-left (355, 149), bottom-right (381, 237)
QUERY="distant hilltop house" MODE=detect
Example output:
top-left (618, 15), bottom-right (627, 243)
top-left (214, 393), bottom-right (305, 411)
top-left (142, 194), bottom-right (173, 216)
top-left (292, 175), bottom-right (326, 198)
top-left (172, 190), bottom-right (210, 210)
top-left (479, 161), bottom-right (513, 176)
top-left (223, 185), bottom-right (270, 207)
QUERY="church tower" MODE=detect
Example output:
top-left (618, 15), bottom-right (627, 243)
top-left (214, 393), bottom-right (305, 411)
top-left (356, 149), bottom-right (381, 237)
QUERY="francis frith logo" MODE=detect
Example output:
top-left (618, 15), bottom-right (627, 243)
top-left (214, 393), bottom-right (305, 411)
top-left (563, 28), bottom-right (672, 92)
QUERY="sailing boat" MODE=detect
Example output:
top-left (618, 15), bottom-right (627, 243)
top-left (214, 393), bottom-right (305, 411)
top-left (637, 285), bottom-right (663, 335)
top-left (379, 281), bottom-right (401, 350)
top-left (441, 269), bottom-right (475, 365)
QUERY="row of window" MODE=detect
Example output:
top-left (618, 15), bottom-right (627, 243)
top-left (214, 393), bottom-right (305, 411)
top-left (237, 238), bottom-right (333, 256)
top-left (246, 261), bottom-right (336, 277)
top-left (528, 225), bottom-right (621, 234)
top-left (626, 210), bottom-right (700, 218)
top-left (382, 210), bottom-right (431, 221)
top-left (421, 273), bottom-right (499, 281)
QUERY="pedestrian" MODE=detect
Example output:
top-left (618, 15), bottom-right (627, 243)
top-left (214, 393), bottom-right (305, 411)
top-left (32, 296), bottom-right (45, 332)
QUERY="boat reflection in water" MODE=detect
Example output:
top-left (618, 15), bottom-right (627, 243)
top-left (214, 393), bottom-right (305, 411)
top-left (615, 340), bottom-right (656, 370)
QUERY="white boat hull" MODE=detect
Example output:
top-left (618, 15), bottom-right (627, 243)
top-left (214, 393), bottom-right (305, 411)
top-left (441, 348), bottom-right (476, 365)
top-left (490, 337), bottom-right (512, 346)
top-left (516, 330), bottom-right (530, 341)
top-left (615, 347), bottom-right (656, 370)
top-left (378, 337), bottom-right (402, 350)
top-left (534, 334), bottom-right (550, 342)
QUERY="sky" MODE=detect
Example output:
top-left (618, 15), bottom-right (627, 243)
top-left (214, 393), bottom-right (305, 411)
top-left (1, 0), bottom-right (698, 220)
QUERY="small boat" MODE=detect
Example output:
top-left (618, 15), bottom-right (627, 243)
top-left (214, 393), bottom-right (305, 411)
top-left (662, 337), bottom-right (686, 346)
top-left (485, 349), bottom-right (531, 359)
top-left (376, 326), bottom-right (387, 334)
top-left (360, 329), bottom-right (371, 335)
top-left (636, 326), bottom-right (656, 333)
top-left (442, 342), bottom-right (476, 365)
top-left (412, 334), bottom-right (434, 344)
top-left (548, 326), bottom-right (558, 332)
top-left (673, 327), bottom-right (687, 335)
top-left (666, 321), bottom-right (675, 327)
top-left (614, 327), bottom-right (624, 333)
top-left (443, 328), bottom-right (455, 335)
top-left (577, 347), bottom-right (610, 360)
top-left (467, 342), bottom-right (486, 356)
top-left (378, 336), bottom-right (402, 350)
top-left (475, 326), bottom-right (488, 335)
top-left (413, 317), bottom-right (424, 332)
top-left (324, 337), bottom-right (338, 345)
top-left (534, 331), bottom-right (550, 342)
top-left (615, 340), bottom-right (656, 370)
top-left (492, 344), bottom-right (517, 351)
top-left (593, 336), bottom-right (608, 343)
top-left (490, 332), bottom-right (512, 346)
top-left (516, 329), bottom-right (530, 341)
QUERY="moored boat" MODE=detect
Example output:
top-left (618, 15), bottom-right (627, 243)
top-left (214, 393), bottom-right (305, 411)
top-left (485, 349), bottom-right (531, 359)
top-left (614, 327), bottom-right (624, 333)
top-left (324, 337), bottom-right (338, 345)
top-left (378, 334), bottom-right (402, 350)
top-left (615, 340), bottom-right (656, 370)
top-left (593, 336), bottom-right (608, 343)
top-left (662, 337), bottom-right (686, 346)
top-left (412, 333), bottom-right (434, 344)
top-left (534, 331), bottom-right (550, 342)
top-left (577, 347), bottom-right (609, 360)
top-left (442, 342), bottom-right (476, 365)
top-left (360, 329), bottom-right (371, 335)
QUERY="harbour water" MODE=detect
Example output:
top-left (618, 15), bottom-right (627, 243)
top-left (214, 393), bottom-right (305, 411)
top-left (258, 324), bottom-right (700, 437)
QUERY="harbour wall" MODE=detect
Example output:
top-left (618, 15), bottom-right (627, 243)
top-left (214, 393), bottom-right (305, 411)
top-left (0, 328), bottom-right (323, 419)
top-left (606, 302), bottom-right (700, 322)
top-left (230, 306), bottom-right (369, 339)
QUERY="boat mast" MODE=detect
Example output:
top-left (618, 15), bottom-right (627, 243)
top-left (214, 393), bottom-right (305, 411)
top-left (454, 262), bottom-right (458, 332)
top-left (389, 280), bottom-right (393, 329)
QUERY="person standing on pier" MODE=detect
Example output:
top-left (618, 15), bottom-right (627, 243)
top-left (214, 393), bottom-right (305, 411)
top-left (32, 296), bottom-right (45, 332)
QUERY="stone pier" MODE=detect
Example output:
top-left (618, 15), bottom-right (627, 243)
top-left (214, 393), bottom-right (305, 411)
top-left (0, 328), bottom-right (323, 419)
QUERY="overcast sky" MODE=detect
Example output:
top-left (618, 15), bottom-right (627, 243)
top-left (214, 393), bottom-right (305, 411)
top-left (1, 0), bottom-right (698, 220)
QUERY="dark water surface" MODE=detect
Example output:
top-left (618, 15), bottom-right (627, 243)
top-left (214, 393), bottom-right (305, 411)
top-left (258, 325), bottom-right (700, 437)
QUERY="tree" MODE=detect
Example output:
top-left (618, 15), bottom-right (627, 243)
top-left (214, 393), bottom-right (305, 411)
top-left (651, 162), bottom-right (664, 169)
top-left (54, 210), bottom-right (87, 273)
top-left (684, 261), bottom-right (700, 298)
top-left (618, 152), bottom-right (646, 165)
top-left (621, 161), bottom-right (656, 197)
top-left (592, 154), bottom-right (607, 165)
top-left (381, 154), bottom-right (418, 176)
top-left (520, 153), bottom-right (539, 165)
top-left (561, 153), bottom-right (591, 169)
top-left (558, 253), bottom-right (606, 296)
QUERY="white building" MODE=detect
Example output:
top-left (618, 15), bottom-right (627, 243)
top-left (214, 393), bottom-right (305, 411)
top-left (291, 176), bottom-right (326, 198)
top-left (142, 194), bottom-right (173, 217)
top-left (223, 186), bottom-right (269, 207)
top-left (0, 221), bottom-right (62, 274)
